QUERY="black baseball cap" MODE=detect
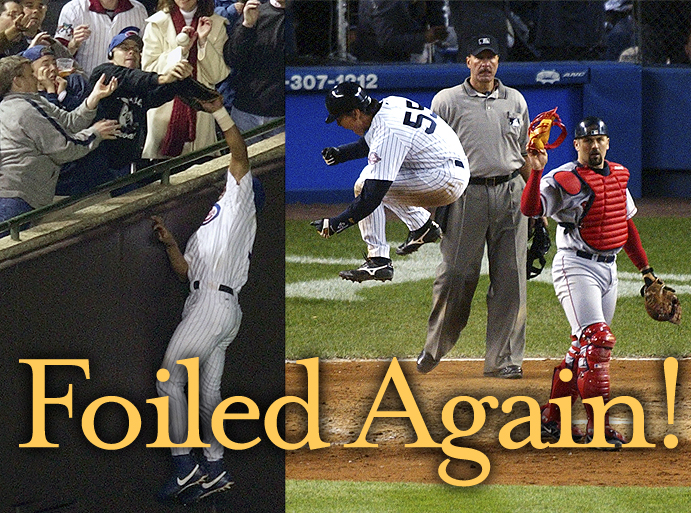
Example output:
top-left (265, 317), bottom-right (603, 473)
top-left (467, 35), bottom-right (500, 57)
top-left (325, 81), bottom-right (372, 123)
top-left (574, 117), bottom-right (608, 138)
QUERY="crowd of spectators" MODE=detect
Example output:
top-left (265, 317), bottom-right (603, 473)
top-left (288, 0), bottom-right (691, 66)
top-left (0, 0), bottom-right (285, 226)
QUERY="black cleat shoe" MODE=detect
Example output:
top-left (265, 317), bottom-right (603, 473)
top-left (157, 458), bottom-right (208, 502)
top-left (179, 460), bottom-right (235, 505)
top-left (495, 365), bottom-right (523, 379)
top-left (541, 420), bottom-right (586, 443)
top-left (416, 350), bottom-right (440, 373)
top-left (584, 427), bottom-right (627, 451)
top-left (339, 257), bottom-right (394, 282)
top-left (396, 219), bottom-right (442, 255)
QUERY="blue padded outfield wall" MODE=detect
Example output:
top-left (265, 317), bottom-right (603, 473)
top-left (286, 62), bottom-right (658, 203)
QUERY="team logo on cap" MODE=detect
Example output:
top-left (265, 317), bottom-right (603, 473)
top-left (478, 37), bottom-right (490, 45)
top-left (120, 26), bottom-right (140, 37)
top-left (202, 203), bottom-right (221, 225)
top-left (368, 152), bottom-right (381, 165)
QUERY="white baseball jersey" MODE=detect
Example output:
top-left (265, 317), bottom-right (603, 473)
top-left (184, 171), bottom-right (257, 293)
top-left (158, 170), bottom-right (257, 460)
top-left (357, 96), bottom-right (469, 259)
top-left (55, 0), bottom-right (148, 77)
top-left (362, 96), bottom-right (469, 184)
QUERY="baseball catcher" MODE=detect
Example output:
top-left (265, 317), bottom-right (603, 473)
top-left (522, 116), bottom-right (678, 450)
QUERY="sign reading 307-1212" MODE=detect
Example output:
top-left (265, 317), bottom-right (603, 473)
top-left (285, 72), bottom-right (378, 91)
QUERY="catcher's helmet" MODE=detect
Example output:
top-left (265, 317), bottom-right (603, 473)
top-left (574, 117), bottom-right (608, 139)
top-left (325, 81), bottom-right (372, 123)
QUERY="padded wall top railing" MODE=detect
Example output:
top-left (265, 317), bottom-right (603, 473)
top-left (0, 118), bottom-right (284, 242)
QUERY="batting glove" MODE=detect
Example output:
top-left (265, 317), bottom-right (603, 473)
top-left (311, 218), bottom-right (335, 238)
top-left (321, 147), bottom-right (342, 166)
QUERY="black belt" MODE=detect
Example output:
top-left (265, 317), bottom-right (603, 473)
top-left (575, 250), bottom-right (615, 263)
top-left (468, 169), bottom-right (520, 186)
top-left (193, 280), bottom-right (234, 295)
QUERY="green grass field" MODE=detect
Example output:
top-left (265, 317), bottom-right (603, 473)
top-left (287, 217), bottom-right (691, 360)
top-left (286, 216), bottom-right (691, 512)
top-left (286, 481), bottom-right (691, 513)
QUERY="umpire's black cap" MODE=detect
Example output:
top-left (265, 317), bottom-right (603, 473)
top-left (325, 81), bottom-right (372, 123)
top-left (467, 35), bottom-right (500, 57)
top-left (574, 117), bottom-right (608, 139)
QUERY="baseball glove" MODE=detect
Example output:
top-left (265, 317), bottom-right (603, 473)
top-left (527, 220), bottom-right (551, 279)
top-left (176, 78), bottom-right (222, 111)
top-left (640, 271), bottom-right (681, 324)
top-left (527, 107), bottom-right (567, 152)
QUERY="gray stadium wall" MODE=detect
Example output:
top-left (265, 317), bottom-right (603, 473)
top-left (286, 62), bottom-right (690, 202)
top-left (0, 140), bottom-right (285, 512)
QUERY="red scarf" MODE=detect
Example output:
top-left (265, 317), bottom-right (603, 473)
top-left (160, 5), bottom-right (199, 157)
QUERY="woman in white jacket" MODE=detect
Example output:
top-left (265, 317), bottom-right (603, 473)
top-left (141, 0), bottom-right (229, 159)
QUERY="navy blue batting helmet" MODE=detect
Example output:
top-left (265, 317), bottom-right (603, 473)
top-left (325, 81), bottom-right (372, 123)
top-left (574, 117), bottom-right (608, 139)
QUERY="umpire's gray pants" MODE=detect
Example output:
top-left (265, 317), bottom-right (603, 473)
top-left (424, 176), bottom-right (527, 373)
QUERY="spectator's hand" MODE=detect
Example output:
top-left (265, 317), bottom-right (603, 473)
top-left (29, 31), bottom-right (52, 47)
top-left (56, 75), bottom-right (67, 95)
top-left (159, 60), bottom-right (193, 83)
top-left (179, 25), bottom-right (198, 54)
top-left (12, 13), bottom-right (34, 37)
top-left (35, 65), bottom-right (56, 92)
top-left (425, 25), bottom-right (448, 44)
top-left (234, 2), bottom-right (245, 14)
top-left (68, 24), bottom-right (90, 54)
top-left (197, 17), bottom-right (212, 46)
top-left (198, 95), bottom-right (223, 113)
top-left (92, 119), bottom-right (120, 140)
top-left (86, 74), bottom-right (117, 109)
top-left (151, 215), bottom-right (177, 247)
top-left (242, 0), bottom-right (261, 28)
top-left (525, 148), bottom-right (548, 171)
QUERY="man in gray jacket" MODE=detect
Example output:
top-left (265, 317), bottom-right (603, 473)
top-left (0, 54), bottom-right (119, 223)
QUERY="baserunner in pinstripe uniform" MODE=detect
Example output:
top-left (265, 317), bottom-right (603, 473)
top-left (151, 97), bottom-right (257, 505)
top-left (312, 81), bottom-right (470, 283)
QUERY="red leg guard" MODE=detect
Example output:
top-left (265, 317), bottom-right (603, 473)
top-left (542, 339), bottom-right (580, 424)
top-left (576, 323), bottom-right (616, 434)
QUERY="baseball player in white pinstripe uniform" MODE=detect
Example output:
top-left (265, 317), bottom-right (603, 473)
top-left (55, 0), bottom-right (147, 77)
top-left (151, 98), bottom-right (255, 504)
top-left (312, 81), bottom-right (470, 282)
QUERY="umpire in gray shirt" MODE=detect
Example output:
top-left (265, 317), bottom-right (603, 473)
top-left (0, 55), bottom-right (119, 223)
top-left (417, 35), bottom-right (530, 379)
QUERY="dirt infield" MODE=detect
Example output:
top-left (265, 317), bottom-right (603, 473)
top-left (285, 359), bottom-right (691, 487)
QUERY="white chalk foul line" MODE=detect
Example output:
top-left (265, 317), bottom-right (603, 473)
top-left (287, 244), bottom-right (691, 301)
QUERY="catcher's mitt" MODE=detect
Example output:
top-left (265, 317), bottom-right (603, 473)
top-left (176, 78), bottom-right (222, 111)
top-left (641, 272), bottom-right (681, 324)
top-left (527, 107), bottom-right (567, 152)
top-left (527, 221), bottom-right (551, 279)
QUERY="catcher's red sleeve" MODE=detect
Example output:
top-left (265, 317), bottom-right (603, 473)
top-left (521, 168), bottom-right (543, 217)
top-left (623, 218), bottom-right (649, 270)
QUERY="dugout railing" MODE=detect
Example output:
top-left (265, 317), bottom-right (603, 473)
top-left (0, 118), bottom-right (285, 242)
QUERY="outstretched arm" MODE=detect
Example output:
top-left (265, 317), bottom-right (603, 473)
top-left (200, 96), bottom-right (250, 184)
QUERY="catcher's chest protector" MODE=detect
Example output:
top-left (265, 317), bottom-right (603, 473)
top-left (572, 164), bottom-right (629, 250)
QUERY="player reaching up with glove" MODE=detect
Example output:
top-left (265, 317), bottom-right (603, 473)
top-left (311, 81), bottom-right (470, 283)
top-left (152, 96), bottom-right (257, 505)
top-left (521, 116), bottom-right (679, 450)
